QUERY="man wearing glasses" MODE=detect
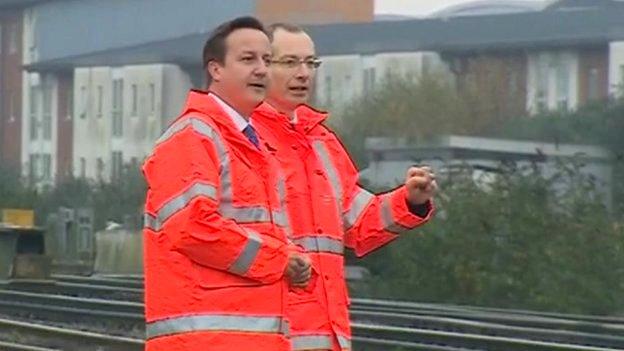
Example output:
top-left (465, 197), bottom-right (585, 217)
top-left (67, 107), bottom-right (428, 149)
top-left (252, 23), bottom-right (437, 351)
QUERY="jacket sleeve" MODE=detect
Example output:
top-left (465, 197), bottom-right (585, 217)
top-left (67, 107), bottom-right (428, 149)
top-left (317, 134), bottom-right (434, 257)
top-left (143, 122), bottom-right (289, 284)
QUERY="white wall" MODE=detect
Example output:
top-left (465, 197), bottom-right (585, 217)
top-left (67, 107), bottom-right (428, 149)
top-left (162, 64), bottom-right (193, 127)
top-left (608, 41), bottom-right (624, 97)
top-left (72, 64), bottom-right (191, 181)
top-left (73, 67), bottom-right (113, 180)
top-left (22, 72), bottom-right (58, 185)
top-left (315, 54), bottom-right (362, 110)
top-left (315, 51), bottom-right (450, 115)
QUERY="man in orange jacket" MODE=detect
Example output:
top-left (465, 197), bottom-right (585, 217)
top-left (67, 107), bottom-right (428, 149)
top-left (251, 23), bottom-right (437, 351)
top-left (142, 17), bottom-right (312, 351)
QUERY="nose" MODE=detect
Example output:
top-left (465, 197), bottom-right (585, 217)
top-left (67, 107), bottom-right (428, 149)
top-left (254, 61), bottom-right (268, 77)
top-left (294, 63), bottom-right (311, 81)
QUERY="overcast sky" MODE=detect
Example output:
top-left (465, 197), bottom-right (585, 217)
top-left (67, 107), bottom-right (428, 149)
top-left (374, 0), bottom-right (545, 17)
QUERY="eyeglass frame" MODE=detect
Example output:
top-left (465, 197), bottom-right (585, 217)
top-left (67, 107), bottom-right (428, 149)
top-left (270, 56), bottom-right (323, 70)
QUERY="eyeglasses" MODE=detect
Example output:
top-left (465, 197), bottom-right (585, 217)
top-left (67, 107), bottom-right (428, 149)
top-left (271, 57), bottom-right (323, 70)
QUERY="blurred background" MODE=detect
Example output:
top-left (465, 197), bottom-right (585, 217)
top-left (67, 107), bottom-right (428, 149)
top-left (0, 0), bottom-right (623, 317)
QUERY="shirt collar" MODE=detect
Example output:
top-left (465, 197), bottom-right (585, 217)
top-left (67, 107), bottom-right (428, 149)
top-left (210, 93), bottom-right (249, 132)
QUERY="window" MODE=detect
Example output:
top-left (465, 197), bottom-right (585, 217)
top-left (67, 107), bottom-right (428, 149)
top-left (96, 158), bottom-right (104, 180)
top-left (80, 157), bottom-right (86, 178)
top-left (131, 84), bottom-right (138, 116)
top-left (8, 91), bottom-right (16, 122)
top-left (29, 154), bottom-right (39, 182)
top-left (42, 154), bottom-right (51, 180)
top-left (30, 86), bottom-right (39, 140)
top-left (363, 67), bottom-right (376, 96)
top-left (149, 83), bottom-right (156, 115)
top-left (25, 9), bottom-right (37, 61)
top-left (556, 64), bottom-right (569, 110)
top-left (96, 85), bottom-right (103, 118)
top-left (8, 23), bottom-right (17, 54)
top-left (42, 83), bottom-right (52, 140)
top-left (66, 90), bottom-right (73, 120)
top-left (111, 151), bottom-right (123, 181)
top-left (79, 86), bottom-right (87, 119)
top-left (112, 79), bottom-right (124, 137)
top-left (535, 61), bottom-right (548, 112)
top-left (587, 68), bottom-right (600, 101)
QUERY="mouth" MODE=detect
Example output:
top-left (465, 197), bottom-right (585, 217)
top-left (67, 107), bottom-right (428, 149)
top-left (248, 82), bottom-right (266, 90)
top-left (289, 86), bottom-right (308, 94)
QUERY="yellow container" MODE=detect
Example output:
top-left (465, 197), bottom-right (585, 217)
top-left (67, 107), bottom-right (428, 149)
top-left (1, 209), bottom-right (35, 228)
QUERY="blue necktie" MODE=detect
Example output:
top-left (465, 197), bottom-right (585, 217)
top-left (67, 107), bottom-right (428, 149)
top-left (243, 125), bottom-right (260, 149)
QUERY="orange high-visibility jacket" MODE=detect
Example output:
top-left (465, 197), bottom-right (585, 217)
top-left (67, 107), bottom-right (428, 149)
top-left (252, 102), bottom-right (434, 351)
top-left (142, 91), bottom-right (293, 351)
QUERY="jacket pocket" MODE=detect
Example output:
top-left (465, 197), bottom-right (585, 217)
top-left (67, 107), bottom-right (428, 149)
top-left (192, 261), bottom-right (264, 289)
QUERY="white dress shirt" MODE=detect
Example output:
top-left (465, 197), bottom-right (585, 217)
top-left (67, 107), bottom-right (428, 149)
top-left (210, 93), bottom-right (250, 132)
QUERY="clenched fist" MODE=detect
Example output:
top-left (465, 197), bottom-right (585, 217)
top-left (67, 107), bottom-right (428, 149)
top-left (285, 252), bottom-right (312, 288)
top-left (405, 166), bottom-right (437, 205)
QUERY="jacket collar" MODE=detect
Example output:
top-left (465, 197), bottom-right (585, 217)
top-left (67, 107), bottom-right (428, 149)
top-left (254, 102), bottom-right (328, 133)
top-left (179, 89), bottom-right (264, 158)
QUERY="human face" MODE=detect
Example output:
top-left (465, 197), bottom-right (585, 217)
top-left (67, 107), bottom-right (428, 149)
top-left (208, 28), bottom-right (272, 116)
top-left (266, 29), bottom-right (319, 114)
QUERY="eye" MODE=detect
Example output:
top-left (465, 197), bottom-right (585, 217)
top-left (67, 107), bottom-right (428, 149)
top-left (304, 60), bottom-right (319, 69)
top-left (310, 59), bottom-right (322, 69)
top-left (241, 56), bottom-right (254, 63)
top-left (282, 58), bottom-right (298, 67)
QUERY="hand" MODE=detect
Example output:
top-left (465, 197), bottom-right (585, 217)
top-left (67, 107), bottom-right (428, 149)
top-left (405, 166), bottom-right (438, 205)
top-left (285, 252), bottom-right (312, 287)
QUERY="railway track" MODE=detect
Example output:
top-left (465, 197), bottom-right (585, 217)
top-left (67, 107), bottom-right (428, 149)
top-left (0, 284), bottom-right (623, 350)
top-left (0, 317), bottom-right (142, 351)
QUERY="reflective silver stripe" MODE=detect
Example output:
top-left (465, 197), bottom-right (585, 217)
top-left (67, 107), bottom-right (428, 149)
top-left (221, 205), bottom-right (271, 223)
top-left (343, 187), bottom-right (375, 230)
top-left (156, 118), bottom-right (192, 145)
top-left (144, 213), bottom-right (159, 232)
top-left (312, 141), bottom-right (343, 213)
top-left (273, 210), bottom-right (290, 229)
top-left (144, 182), bottom-right (217, 231)
top-left (294, 236), bottom-right (343, 255)
top-left (291, 335), bottom-right (333, 350)
top-left (274, 174), bottom-right (292, 232)
top-left (337, 335), bottom-right (352, 350)
top-left (290, 334), bottom-right (351, 350)
top-left (381, 193), bottom-right (410, 234)
top-left (146, 314), bottom-right (289, 339)
top-left (273, 171), bottom-right (293, 243)
top-left (155, 116), bottom-right (278, 225)
top-left (229, 229), bottom-right (262, 275)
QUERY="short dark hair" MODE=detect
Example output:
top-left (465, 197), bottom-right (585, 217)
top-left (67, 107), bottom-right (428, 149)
top-left (266, 22), bottom-right (304, 42)
top-left (202, 16), bottom-right (266, 85)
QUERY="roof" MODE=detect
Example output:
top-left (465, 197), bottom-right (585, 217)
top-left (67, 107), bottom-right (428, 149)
top-left (308, 3), bottom-right (624, 55)
top-left (26, 32), bottom-right (208, 72)
top-left (430, 0), bottom-right (547, 18)
top-left (24, 0), bottom-right (624, 71)
top-left (364, 135), bottom-right (612, 162)
top-left (0, 225), bottom-right (44, 234)
top-left (0, 0), bottom-right (55, 9)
